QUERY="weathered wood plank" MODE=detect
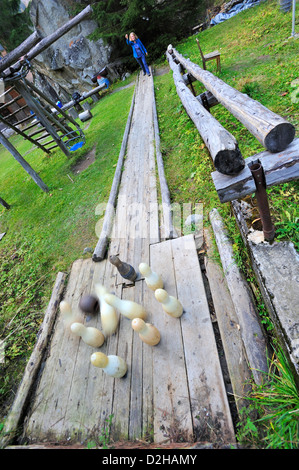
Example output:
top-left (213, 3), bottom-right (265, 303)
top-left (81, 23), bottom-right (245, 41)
top-left (170, 235), bottom-right (236, 444)
top-left (212, 138), bottom-right (299, 203)
top-left (209, 208), bottom-right (269, 385)
top-left (166, 51), bottom-right (244, 176)
top-left (1, 271), bottom-right (67, 447)
top-left (149, 239), bottom-right (194, 443)
top-left (171, 47), bottom-right (295, 153)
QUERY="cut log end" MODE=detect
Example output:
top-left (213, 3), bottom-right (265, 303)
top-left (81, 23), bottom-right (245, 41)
top-left (214, 148), bottom-right (245, 175)
top-left (265, 122), bottom-right (295, 153)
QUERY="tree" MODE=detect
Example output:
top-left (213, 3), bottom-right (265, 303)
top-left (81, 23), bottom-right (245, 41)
top-left (90, 0), bottom-right (206, 63)
top-left (0, 0), bottom-right (32, 52)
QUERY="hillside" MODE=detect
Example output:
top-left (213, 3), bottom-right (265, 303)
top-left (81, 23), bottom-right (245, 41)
top-left (0, 0), bottom-right (298, 448)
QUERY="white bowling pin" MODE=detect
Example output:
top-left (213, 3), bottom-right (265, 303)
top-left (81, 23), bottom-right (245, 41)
top-left (154, 289), bottom-right (183, 318)
top-left (131, 318), bottom-right (160, 346)
top-left (90, 352), bottom-right (127, 378)
top-left (139, 262), bottom-right (163, 291)
top-left (95, 284), bottom-right (119, 335)
top-left (70, 322), bottom-right (105, 348)
top-left (60, 300), bottom-right (81, 330)
top-left (104, 293), bottom-right (146, 320)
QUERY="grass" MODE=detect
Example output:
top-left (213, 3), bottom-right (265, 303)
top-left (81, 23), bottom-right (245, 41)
top-left (0, 0), bottom-right (298, 448)
top-left (0, 76), bottom-right (135, 416)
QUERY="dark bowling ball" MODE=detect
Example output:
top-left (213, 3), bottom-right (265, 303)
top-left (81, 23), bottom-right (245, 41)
top-left (79, 294), bottom-right (99, 315)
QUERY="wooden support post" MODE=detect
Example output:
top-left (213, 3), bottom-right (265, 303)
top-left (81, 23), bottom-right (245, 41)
top-left (172, 47), bottom-right (295, 153)
top-left (0, 197), bottom-right (10, 209)
top-left (167, 51), bottom-right (245, 175)
top-left (0, 131), bottom-right (49, 192)
top-left (14, 81), bottom-right (70, 157)
top-left (209, 208), bottom-right (269, 386)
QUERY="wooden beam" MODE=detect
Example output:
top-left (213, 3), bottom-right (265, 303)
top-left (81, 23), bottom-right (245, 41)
top-left (0, 131), bottom-right (49, 192)
top-left (209, 208), bottom-right (270, 386)
top-left (151, 69), bottom-right (178, 239)
top-left (212, 138), bottom-right (299, 203)
top-left (1, 5), bottom-right (93, 79)
top-left (0, 31), bottom-right (42, 75)
top-left (167, 51), bottom-right (245, 175)
top-left (92, 81), bottom-right (137, 262)
top-left (171, 47), bottom-right (295, 153)
top-left (14, 80), bottom-right (71, 157)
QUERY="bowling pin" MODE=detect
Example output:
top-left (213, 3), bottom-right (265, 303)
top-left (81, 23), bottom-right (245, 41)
top-left (109, 255), bottom-right (137, 282)
top-left (60, 300), bottom-right (81, 330)
top-left (95, 284), bottom-right (119, 335)
top-left (154, 288), bottom-right (183, 318)
top-left (70, 322), bottom-right (105, 348)
top-left (104, 293), bottom-right (147, 320)
top-left (131, 318), bottom-right (160, 346)
top-left (90, 352), bottom-right (127, 378)
top-left (139, 262), bottom-right (163, 290)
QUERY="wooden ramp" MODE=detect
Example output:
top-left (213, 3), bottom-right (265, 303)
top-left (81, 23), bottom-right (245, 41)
top-left (5, 71), bottom-right (237, 447)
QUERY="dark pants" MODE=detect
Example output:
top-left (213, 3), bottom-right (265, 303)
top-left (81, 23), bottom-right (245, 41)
top-left (136, 55), bottom-right (150, 75)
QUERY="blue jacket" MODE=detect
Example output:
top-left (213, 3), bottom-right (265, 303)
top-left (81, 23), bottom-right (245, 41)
top-left (126, 38), bottom-right (147, 58)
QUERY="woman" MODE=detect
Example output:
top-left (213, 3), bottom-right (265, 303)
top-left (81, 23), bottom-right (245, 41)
top-left (125, 32), bottom-right (151, 76)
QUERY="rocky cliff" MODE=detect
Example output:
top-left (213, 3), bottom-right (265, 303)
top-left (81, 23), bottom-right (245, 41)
top-left (29, 0), bottom-right (122, 103)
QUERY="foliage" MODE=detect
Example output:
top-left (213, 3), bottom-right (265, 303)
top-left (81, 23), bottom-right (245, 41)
top-left (86, 414), bottom-right (114, 449)
top-left (0, 0), bottom-right (32, 52)
top-left (236, 349), bottom-right (299, 449)
top-left (88, 0), bottom-right (208, 64)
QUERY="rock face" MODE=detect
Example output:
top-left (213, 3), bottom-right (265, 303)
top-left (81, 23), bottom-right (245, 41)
top-left (29, 0), bottom-right (121, 102)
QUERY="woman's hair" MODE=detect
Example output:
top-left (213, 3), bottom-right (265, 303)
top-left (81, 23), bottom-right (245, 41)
top-left (129, 32), bottom-right (138, 41)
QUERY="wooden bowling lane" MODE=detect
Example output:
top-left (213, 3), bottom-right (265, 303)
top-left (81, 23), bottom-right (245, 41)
top-left (22, 235), bottom-right (235, 445)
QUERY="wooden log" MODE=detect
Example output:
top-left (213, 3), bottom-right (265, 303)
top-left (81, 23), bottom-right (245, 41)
top-left (167, 51), bottom-right (245, 175)
top-left (0, 272), bottom-right (67, 448)
top-left (1, 6), bottom-right (93, 79)
top-left (0, 131), bottom-right (49, 192)
top-left (212, 138), bottom-right (299, 203)
top-left (209, 208), bottom-right (269, 385)
top-left (151, 70), bottom-right (177, 239)
top-left (172, 47), bottom-right (295, 153)
top-left (0, 31), bottom-right (42, 75)
top-left (92, 82), bottom-right (137, 262)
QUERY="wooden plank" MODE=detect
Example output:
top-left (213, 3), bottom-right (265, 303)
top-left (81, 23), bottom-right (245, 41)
top-left (203, 228), bottom-right (253, 413)
top-left (209, 208), bottom-right (269, 386)
top-left (23, 259), bottom-right (87, 440)
top-left (172, 47), bottom-right (295, 152)
top-left (1, 271), bottom-right (67, 447)
top-left (170, 235), bottom-right (236, 444)
top-left (149, 239), bottom-right (194, 443)
top-left (93, 82), bottom-right (136, 262)
top-left (212, 138), bottom-right (299, 203)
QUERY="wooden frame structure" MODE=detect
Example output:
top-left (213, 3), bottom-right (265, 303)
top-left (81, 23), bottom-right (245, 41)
top-left (0, 6), bottom-right (93, 192)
